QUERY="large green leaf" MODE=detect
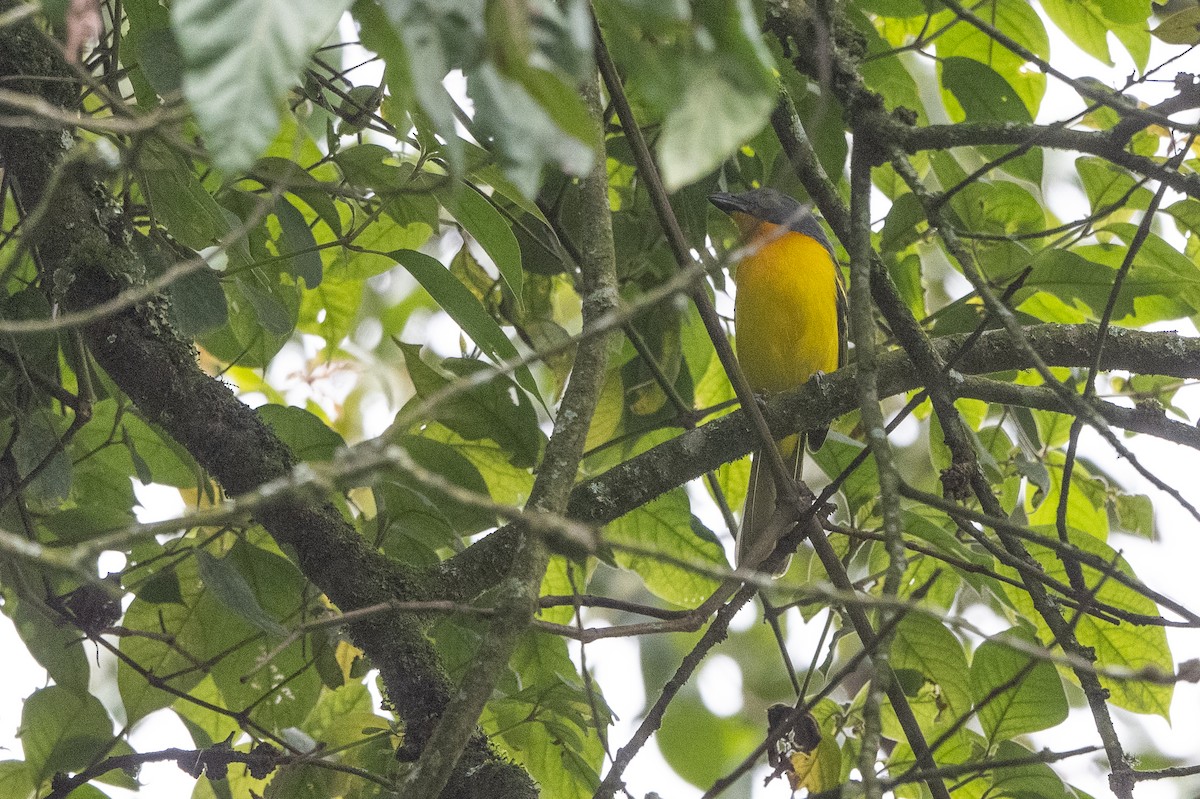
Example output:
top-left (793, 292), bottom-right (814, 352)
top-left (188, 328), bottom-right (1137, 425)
top-left (605, 489), bottom-right (725, 606)
top-left (950, 180), bottom-right (1045, 237)
top-left (1042, 0), bottom-right (1151, 70)
top-left (657, 696), bottom-right (760, 789)
top-left (989, 740), bottom-right (1077, 799)
top-left (386, 434), bottom-right (498, 537)
top-left (1153, 6), bottom-right (1200, 45)
top-left (118, 555), bottom-right (250, 722)
top-left (940, 57), bottom-right (1029, 125)
top-left (138, 139), bottom-right (236, 250)
top-left (890, 611), bottom-right (973, 729)
top-left (20, 686), bottom-right (113, 785)
top-left (655, 1), bottom-right (776, 190)
top-left (935, 0), bottom-right (1047, 117)
top-left (272, 196), bottom-right (323, 288)
top-left (1018, 248), bottom-right (1195, 327)
top-left (205, 539), bottom-right (323, 732)
top-left (0, 761), bottom-right (35, 799)
top-left (173, 0), bottom-right (355, 172)
top-left (1024, 450), bottom-right (1108, 539)
top-left (11, 408), bottom-right (71, 511)
top-left (467, 62), bottom-right (596, 199)
top-left (1075, 156), bottom-right (1152, 215)
top-left (11, 600), bottom-right (90, 693)
top-left (999, 528), bottom-right (1174, 718)
top-left (970, 631), bottom-right (1069, 743)
top-left (196, 549), bottom-right (288, 639)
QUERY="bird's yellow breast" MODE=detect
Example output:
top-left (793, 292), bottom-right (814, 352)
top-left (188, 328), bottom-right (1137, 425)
top-left (733, 222), bottom-right (840, 394)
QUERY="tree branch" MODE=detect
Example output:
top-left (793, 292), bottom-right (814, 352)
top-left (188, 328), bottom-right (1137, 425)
top-left (0, 13), bottom-right (532, 796)
top-left (396, 68), bottom-right (618, 799)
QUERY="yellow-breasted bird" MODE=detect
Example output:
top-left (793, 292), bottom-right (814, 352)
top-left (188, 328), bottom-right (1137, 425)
top-left (709, 188), bottom-right (847, 571)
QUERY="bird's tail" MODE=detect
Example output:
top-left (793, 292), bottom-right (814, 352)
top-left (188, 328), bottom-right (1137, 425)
top-left (736, 432), bottom-right (805, 574)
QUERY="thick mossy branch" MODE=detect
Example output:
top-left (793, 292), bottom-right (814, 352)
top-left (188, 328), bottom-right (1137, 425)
top-left (0, 14), bottom-right (530, 796)
top-left (441, 323), bottom-right (1200, 585)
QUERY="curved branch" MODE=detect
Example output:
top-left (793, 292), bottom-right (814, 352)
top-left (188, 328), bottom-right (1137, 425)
top-left (564, 325), bottom-right (1200, 527)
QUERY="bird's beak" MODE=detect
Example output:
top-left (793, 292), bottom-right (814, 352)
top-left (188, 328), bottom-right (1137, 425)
top-left (708, 192), bottom-right (746, 215)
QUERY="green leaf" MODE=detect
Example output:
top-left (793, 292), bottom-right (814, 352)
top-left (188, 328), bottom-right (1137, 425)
top-left (970, 630), bottom-right (1068, 742)
top-left (951, 181), bottom-right (1045, 237)
top-left (1019, 248), bottom-right (1195, 327)
top-left (205, 540), bottom-right (322, 731)
top-left (1075, 156), bottom-right (1152, 215)
top-left (436, 183), bottom-right (524, 301)
top-left (11, 599), bottom-right (90, 692)
top-left (1152, 6), bottom-right (1200, 45)
top-left (1098, 0), bottom-right (1150, 25)
top-left (1166, 197), bottom-right (1200, 239)
top-left (935, 0), bottom-right (1047, 117)
top-left (196, 549), bottom-right (288, 638)
top-left (999, 528), bottom-right (1174, 717)
top-left (169, 263), bottom-right (229, 336)
top-left (398, 346), bottom-right (544, 468)
top-left (390, 248), bottom-right (540, 399)
top-left (20, 686), bottom-right (113, 785)
top-left (810, 432), bottom-right (879, 520)
top-left (297, 271), bottom-right (364, 349)
top-left (303, 681), bottom-right (379, 747)
top-left (605, 489), bottom-right (725, 606)
top-left (252, 156), bottom-right (344, 236)
top-left (11, 408), bottom-right (71, 510)
top-left (0, 761), bottom-right (35, 799)
top-left (1025, 450), bottom-right (1109, 539)
top-left (70, 398), bottom-right (199, 491)
top-left (1042, 0), bottom-right (1150, 69)
top-left (375, 479), bottom-right (460, 565)
top-left (130, 232), bottom-right (229, 337)
top-left (850, 7), bottom-right (927, 125)
top-left (138, 139), bottom-right (235, 250)
top-left (123, 0), bottom-right (183, 101)
top-left (505, 65), bottom-right (598, 160)
top-left (990, 740), bottom-right (1077, 799)
top-left (880, 192), bottom-right (925, 255)
top-left (858, 0), bottom-right (926, 16)
top-left (484, 631), bottom-right (607, 798)
top-left (1111, 20), bottom-right (1151, 73)
top-left (273, 197), bottom-right (323, 288)
top-left (119, 556), bottom-right (248, 722)
top-left (240, 274), bottom-right (298, 336)
top-left (658, 60), bottom-right (774, 191)
top-left (940, 57), bottom-right (1030, 124)
top-left (890, 612), bottom-right (973, 728)
top-left (657, 696), bottom-right (760, 788)
top-left (468, 62), bottom-right (595, 199)
top-left (1041, 0), bottom-right (1113, 64)
top-left (1114, 493), bottom-right (1155, 540)
top-left (173, 0), bottom-right (355, 173)
top-left (258, 404), bottom-right (346, 462)
top-left (390, 434), bottom-right (498, 536)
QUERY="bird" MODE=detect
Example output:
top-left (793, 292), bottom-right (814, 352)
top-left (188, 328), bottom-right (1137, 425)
top-left (709, 188), bottom-right (847, 572)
